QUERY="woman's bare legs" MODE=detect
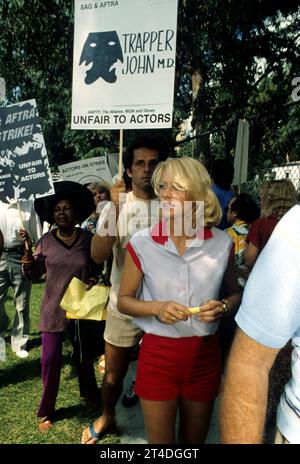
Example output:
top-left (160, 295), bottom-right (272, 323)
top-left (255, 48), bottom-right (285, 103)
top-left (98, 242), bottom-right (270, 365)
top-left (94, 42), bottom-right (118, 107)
top-left (140, 398), bottom-right (178, 444)
top-left (178, 398), bottom-right (215, 444)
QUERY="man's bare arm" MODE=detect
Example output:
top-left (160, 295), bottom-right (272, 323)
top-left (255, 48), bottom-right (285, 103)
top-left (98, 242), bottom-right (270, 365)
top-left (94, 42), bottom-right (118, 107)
top-left (91, 233), bottom-right (115, 264)
top-left (91, 179), bottom-right (126, 264)
top-left (219, 328), bottom-right (279, 443)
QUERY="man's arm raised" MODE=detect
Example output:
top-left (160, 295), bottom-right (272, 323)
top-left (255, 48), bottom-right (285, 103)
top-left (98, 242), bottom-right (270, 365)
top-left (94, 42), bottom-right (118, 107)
top-left (219, 328), bottom-right (279, 444)
top-left (91, 179), bottom-right (126, 264)
top-left (91, 233), bottom-right (115, 264)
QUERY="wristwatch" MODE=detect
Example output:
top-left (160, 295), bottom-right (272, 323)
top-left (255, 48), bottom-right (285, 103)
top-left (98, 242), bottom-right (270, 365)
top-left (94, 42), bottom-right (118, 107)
top-left (220, 299), bottom-right (229, 313)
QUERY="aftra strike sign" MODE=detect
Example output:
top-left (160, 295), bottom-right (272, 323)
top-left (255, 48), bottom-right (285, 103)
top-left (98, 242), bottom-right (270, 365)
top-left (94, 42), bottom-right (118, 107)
top-left (71, 0), bottom-right (178, 129)
top-left (0, 99), bottom-right (54, 201)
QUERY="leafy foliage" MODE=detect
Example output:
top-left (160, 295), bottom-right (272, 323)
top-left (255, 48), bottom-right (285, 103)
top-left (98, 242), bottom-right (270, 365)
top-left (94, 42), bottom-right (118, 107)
top-left (175, 0), bottom-right (300, 168)
top-left (0, 0), bottom-right (299, 180)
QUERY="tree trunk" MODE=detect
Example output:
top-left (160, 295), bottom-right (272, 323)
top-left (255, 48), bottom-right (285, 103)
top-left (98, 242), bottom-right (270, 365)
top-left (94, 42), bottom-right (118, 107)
top-left (191, 68), bottom-right (211, 164)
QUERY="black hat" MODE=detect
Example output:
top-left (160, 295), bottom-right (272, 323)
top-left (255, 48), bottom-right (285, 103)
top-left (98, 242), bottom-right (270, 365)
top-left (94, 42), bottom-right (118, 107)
top-left (34, 181), bottom-right (94, 224)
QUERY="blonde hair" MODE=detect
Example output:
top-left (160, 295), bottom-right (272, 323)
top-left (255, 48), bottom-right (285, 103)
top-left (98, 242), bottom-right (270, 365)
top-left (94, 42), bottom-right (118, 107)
top-left (260, 179), bottom-right (298, 218)
top-left (87, 181), bottom-right (110, 192)
top-left (152, 157), bottom-right (222, 227)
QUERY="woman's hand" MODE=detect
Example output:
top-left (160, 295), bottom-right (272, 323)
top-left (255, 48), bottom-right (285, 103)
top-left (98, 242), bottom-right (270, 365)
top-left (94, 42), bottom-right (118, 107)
top-left (198, 300), bottom-right (224, 323)
top-left (19, 229), bottom-right (32, 250)
top-left (155, 301), bottom-right (190, 324)
top-left (110, 179), bottom-right (126, 209)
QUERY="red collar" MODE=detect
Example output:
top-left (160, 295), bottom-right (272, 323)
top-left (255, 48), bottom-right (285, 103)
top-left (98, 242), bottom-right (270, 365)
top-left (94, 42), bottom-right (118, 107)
top-left (150, 222), bottom-right (213, 245)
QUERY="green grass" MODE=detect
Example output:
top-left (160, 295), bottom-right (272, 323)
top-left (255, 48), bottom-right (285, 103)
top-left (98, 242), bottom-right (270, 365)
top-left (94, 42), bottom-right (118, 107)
top-left (0, 281), bottom-right (120, 444)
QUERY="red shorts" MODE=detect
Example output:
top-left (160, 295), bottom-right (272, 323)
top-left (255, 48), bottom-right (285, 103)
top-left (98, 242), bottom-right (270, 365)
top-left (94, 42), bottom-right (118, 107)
top-left (135, 333), bottom-right (221, 402)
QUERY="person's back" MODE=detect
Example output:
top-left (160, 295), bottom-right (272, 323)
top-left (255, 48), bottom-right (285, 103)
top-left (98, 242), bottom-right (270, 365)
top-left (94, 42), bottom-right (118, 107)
top-left (245, 179), bottom-right (298, 269)
top-left (211, 158), bottom-right (235, 230)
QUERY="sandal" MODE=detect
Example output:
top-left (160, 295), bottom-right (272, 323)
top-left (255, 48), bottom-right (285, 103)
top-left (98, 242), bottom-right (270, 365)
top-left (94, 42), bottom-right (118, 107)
top-left (38, 416), bottom-right (53, 432)
top-left (81, 421), bottom-right (117, 444)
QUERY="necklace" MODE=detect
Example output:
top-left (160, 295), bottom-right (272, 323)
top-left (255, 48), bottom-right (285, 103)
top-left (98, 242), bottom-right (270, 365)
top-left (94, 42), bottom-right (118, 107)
top-left (56, 228), bottom-right (77, 241)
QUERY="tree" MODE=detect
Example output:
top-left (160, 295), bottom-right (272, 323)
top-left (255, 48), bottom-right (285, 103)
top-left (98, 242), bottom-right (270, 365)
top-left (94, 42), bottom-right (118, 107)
top-left (0, 0), bottom-right (299, 180)
top-left (175, 0), bottom-right (300, 171)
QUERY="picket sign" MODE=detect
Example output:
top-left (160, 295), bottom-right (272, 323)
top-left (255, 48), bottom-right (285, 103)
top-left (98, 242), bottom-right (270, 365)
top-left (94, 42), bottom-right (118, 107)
top-left (0, 77), bottom-right (5, 101)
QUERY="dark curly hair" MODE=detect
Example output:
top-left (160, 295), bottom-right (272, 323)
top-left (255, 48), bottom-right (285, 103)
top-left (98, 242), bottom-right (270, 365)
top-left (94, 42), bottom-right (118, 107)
top-left (230, 193), bottom-right (260, 224)
top-left (123, 136), bottom-right (167, 171)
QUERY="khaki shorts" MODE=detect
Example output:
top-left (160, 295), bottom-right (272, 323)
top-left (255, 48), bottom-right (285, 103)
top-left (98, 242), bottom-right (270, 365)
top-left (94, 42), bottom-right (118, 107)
top-left (274, 428), bottom-right (290, 444)
top-left (104, 310), bottom-right (143, 348)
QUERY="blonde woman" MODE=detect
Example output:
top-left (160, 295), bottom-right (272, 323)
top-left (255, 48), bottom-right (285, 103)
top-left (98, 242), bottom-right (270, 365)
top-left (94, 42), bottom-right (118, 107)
top-left (81, 182), bottom-right (110, 234)
top-left (245, 179), bottom-right (298, 268)
top-left (117, 157), bottom-right (241, 444)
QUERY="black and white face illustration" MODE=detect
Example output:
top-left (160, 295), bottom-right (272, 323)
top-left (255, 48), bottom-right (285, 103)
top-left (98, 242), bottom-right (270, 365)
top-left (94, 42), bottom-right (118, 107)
top-left (79, 31), bottom-right (124, 84)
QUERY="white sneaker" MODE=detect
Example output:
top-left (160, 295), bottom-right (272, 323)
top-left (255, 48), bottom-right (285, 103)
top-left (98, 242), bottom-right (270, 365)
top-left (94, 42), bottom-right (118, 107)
top-left (16, 350), bottom-right (29, 359)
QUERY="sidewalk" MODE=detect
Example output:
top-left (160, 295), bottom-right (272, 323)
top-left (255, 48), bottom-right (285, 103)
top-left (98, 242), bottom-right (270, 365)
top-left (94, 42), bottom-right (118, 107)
top-left (115, 361), bottom-right (220, 444)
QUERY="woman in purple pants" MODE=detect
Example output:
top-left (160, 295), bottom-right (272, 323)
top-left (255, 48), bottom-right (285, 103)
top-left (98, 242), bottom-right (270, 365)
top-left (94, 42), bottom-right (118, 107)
top-left (21, 182), bottom-right (104, 431)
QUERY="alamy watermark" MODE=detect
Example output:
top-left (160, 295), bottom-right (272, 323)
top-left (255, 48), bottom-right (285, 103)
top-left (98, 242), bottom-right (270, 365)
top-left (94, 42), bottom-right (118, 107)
top-left (291, 77), bottom-right (300, 102)
top-left (0, 336), bottom-right (6, 361)
top-left (96, 197), bottom-right (206, 247)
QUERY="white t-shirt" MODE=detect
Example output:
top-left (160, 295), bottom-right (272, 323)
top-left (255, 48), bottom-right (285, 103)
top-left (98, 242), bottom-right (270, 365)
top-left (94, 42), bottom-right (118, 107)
top-left (0, 199), bottom-right (42, 248)
top-left (236, 204), bottom-right (300, 443)
top-left (97, 191), bottom-right (159, 319)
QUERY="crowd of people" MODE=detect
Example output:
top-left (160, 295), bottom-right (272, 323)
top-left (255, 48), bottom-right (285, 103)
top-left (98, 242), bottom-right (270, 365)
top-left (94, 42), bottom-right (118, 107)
top-left (0, 139), bottom-right (299, 445)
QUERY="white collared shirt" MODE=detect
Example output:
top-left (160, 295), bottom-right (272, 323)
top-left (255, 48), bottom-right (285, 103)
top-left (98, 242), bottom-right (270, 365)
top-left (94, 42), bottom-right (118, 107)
top-left (127, 223), bottom-right (233, 338)
top-left (0, 199), bottom-right (42, 247)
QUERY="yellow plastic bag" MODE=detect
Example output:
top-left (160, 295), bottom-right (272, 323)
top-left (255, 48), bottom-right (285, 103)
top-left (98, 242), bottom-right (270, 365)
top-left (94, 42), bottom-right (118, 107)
top-left (60, 277), bottom-right (109, 321)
